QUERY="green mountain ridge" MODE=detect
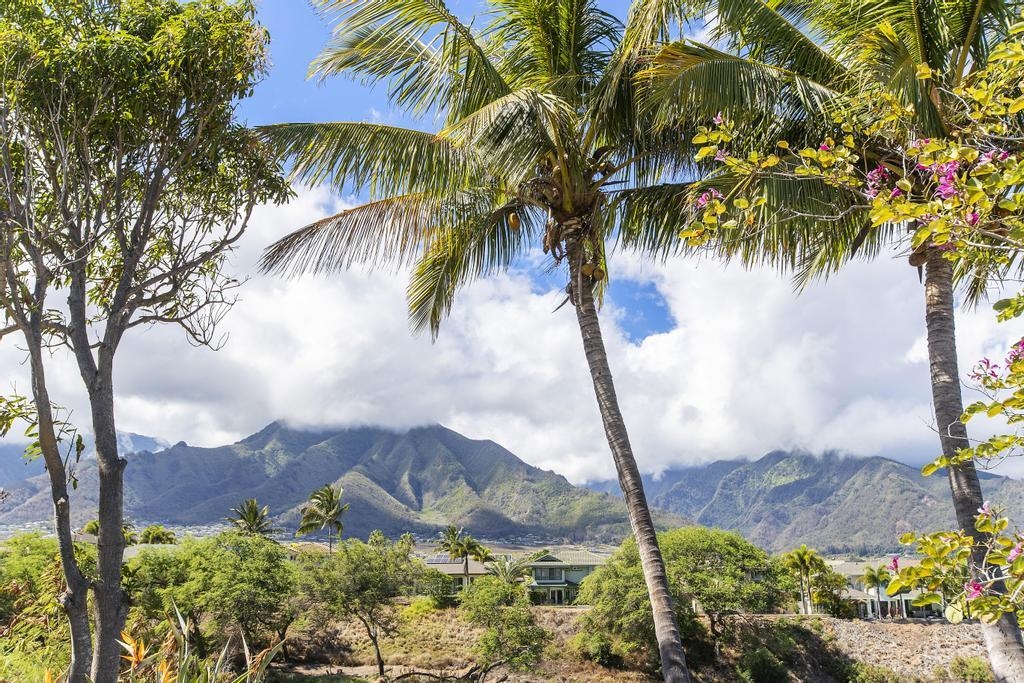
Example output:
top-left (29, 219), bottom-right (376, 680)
top-left (588, 450), bottom-right (1024, 553)
top-left (0, 422), bottom-right (683, 542)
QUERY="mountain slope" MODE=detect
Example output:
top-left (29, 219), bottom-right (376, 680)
top-left (590, 450), bottom-right (1024, 553)
top-left (0, 423), bottom-right (683, 541)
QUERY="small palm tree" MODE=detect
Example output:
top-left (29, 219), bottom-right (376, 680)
top-left (138, 525), bottom-right (176, 545)
top-left (226, 499), bottom-right (276, 536)
top-left (487, 556), bottom-right (533, 587)
top-left (81, 520), bottom-right (139, 545)
top-left (296, 484), bottom-right (349, 552)
top-left (862, 565), bottom-right (891, 618)
top-left (783, 545), bottom-right (825, 615)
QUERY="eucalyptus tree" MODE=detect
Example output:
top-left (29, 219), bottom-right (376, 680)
top-left (0, 3), bottom-right (288, 678)
top-left (296, 484), bottom-right (349, 552)
top-left (259, 2), bottom-right (702, 678)
top-left (227, 499), bottom-right (278, 537)
top-left (618, 0), bottom-right (1024, 675)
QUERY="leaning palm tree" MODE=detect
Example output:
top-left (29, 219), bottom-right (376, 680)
top-left (624, 0), bottom-right (1024, 675)
top-left (296, 484), bottom-right (349, 552)
top-left (862, 565), bottom-right (891, 619)
top-left (259, 2), bottom-right (704, 679)
top-left (226, 498), bottom-right (277, 536)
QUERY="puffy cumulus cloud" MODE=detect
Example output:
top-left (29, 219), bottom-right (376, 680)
top-left (1, 186), bottom-right (1023, 483)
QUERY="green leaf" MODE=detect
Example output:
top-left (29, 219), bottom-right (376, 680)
top-left (945, 603), bottom-right (964, 624)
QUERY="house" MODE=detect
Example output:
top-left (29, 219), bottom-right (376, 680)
top-left (826, 558), bottom-right (943, 619)
top-left (422, 554), bottom-right (490, 592)
top-left (522, 548), bottom-right (609, 605)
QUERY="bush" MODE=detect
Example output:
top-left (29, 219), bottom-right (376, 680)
top-left (845, 662), bottom-right (901, 683)
top-left (948, 656), bottom-right (995, 683)
top-left (403, 596), bottom-right (439, 619)
top-left (737, 646), bottom-right (789, 683)
top-left (570, 631), bottom-right (621, 668)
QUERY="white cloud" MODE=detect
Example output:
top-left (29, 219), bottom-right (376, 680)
top-left (2, 186), bottom-right (1024, 484)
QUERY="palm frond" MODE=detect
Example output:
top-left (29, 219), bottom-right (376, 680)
top-left (311, 0), bottom-right (510, 121)
top-left (258, 122), bottom-right (486, 199)
top-left (407, 200), bottom-right (542, 337)
top-left (641, 41), bottom-right (845, 129)
top-left (259, 193), bottom-right (437, 277)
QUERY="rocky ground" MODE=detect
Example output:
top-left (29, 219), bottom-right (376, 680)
top-left (273, 609), bottom-right (994, 682)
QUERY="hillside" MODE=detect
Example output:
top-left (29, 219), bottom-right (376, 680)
top-left (0, 423), bottom-right (682, 541)
top-left (590, 450), bottom-right (1024, 553)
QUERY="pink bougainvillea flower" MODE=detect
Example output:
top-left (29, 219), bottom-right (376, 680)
top-left (978, 501), bottom-right (994, 516)
top-left (819, 143), bottom-right (831, 151)
top-left (967, 211), bottom-right (980, 226)
top-left (1008, 542), bottom-right (1024, 563)
top-left (713, 112), bottom-right (725, 125)
top-left (714, 149), bottom-right (729, 162)
top-left (887, 556), bottom-right (899, 571)
top-left (965, 581), bottom-right (984, 600)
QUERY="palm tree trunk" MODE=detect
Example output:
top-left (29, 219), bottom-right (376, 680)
top-left (567, 239), bottom-right (692, 683)
top-left (924, 248), bottom-right (1024, 681)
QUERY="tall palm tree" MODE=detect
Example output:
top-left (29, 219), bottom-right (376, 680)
top-left (783, 545), bottom-right (824, 615)
top-left (624, 0), bottom-right (1024, 675)
top-left (226, 499), bottom-right (277, 536)
top-left (437, 525), bottom-right (492, 592)
top-left (296, 484), bottom-right (349, 552)
top-left (862, 565), bottom-right (891, 619)
top-left (259, 2), bottom-right (704, 679)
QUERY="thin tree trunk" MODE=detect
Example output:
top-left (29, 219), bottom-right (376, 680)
top-left (924, 249), bottom-right (1024, 682)
top-left (88, 377), bottom-right (129, 683)
top-left (567, 239), bottom-right (692, 683)
top-left (27, 345), bottom-right (93, 682)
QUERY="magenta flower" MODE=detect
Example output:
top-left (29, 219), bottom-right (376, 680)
top-left (978, 500), bottom-right (993, 516)
top-left (965, 581), bottom-right (985, 600)
top-left (714, 149), bottom-right (729, 162)
top-left (887, 556), bottom-right (899, 572)
top-left (695, 189), bottom-right (722, 209)
top-left (1008, 542), bottom-right (1024, 563)
top-left (890, 187), bottom-right (903, 198)
top-left (713, 112), bottom-right (724, 125)
top-left (967, 211), bottom-right (980, 226)
top-left (1007, 339), bottom-right (1024, 364)
top-left (819, 142), bottom-right (831, 151)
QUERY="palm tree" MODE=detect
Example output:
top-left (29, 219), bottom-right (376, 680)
top-left (138, 525), bottom-right (177, 545)
top-left (436, 525), bottom-right (492, 592)
top-left (862, 565), bottom-right (891, 619)
top-left (296, 484), bottom-right (349, 552)
top-left (783, 545), bottom-right (824, 615)
top-left (226, 499), bottom-right (276, 536)
top-left (81, 520), bottom-right (139, 545)
top-left (258, 2), bottom-right (703, 679)
top-left (487, 556), bottom-right (533, 589)
top-left (626, 0), bottom-right (1024, 674)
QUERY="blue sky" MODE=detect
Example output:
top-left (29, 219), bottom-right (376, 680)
top-left (240, 0), bottom-right (673, 342)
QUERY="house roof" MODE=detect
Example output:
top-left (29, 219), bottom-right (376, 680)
top-left (423, 557), bottom-right (489, 576)
top-left (523, 548), bottom-right (609, 566)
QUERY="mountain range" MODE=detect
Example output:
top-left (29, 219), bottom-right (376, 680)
top-left (2, 423), bottom-right (1021, 553)
top-left (0, 423), bottom-right (679, 542)
top-left (587, 450), bottom-right (1024, 553)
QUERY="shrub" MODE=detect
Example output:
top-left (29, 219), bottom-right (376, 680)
top-left (949, 656), bottom-right (995, 683)
top-left (845, 662), bottom-right (901, 683)
top-left (737, 646), bottom-right (789, 683)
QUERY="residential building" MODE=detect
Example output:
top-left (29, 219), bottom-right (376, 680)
top-left (523, 548), bottom-right (608, 605)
